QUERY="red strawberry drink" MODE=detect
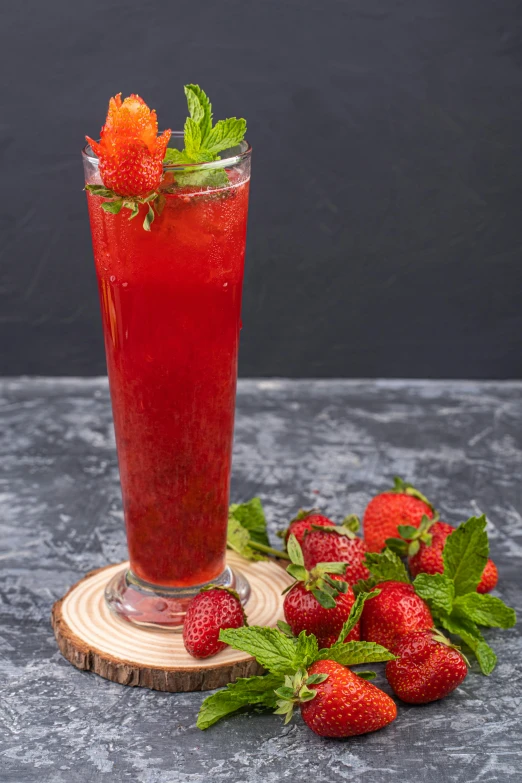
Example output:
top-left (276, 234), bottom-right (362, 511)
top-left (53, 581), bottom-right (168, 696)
top-left (83, 90), bottom-right (251, 627)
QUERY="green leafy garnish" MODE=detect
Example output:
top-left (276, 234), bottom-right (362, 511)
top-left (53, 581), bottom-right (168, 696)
top-left (226, 498), bottom-right (289, 561)
top-left (198, 623), bottom-right (395, 729)
top-left (197, 674), bottom-right (282, 730)
top-left (163, 84), bottom-right (247, 188)
top-left (442, 515), bottom-right (489, 596)
top-left (410, 516), bottom-right (516, 674)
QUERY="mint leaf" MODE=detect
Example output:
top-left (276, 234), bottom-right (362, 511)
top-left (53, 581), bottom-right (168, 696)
top-left (184, 117), bottom-right (202, 159)
top-left (205, 118), bottom-right (247, 156)
top-left (184, 84), bottom-right (213, 142)
top-left (353, 548), bottom-right (409, 594)
top-left (453, 593), bottom-right (516, 629)
top-left (443, 516), bottom-right (489, 596)
top-left (163, 147), bottom-right (192, 165)
top-left (318, 640), bottom-right (395, 666)
top-left (335, 589), bottom-right (380, 644)
top-left (197, 673), bottom-right (282, 730)
top-left (440, 613), bottom-right (497, 675)
top-left (229, 498), bottom-right (270, 548)
top-left (219, 626), bottom-right (297, 675)
top-left (413, 573), bottom-right (455, 615)
top-left (164, 85), bottom-right (246, 174)
top-left (293, 631), bottom-right (319, 670)
top-left (227, 516), bottom-right (266, 562)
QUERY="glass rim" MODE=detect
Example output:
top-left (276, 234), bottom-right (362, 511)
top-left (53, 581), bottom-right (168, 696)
top-left (82, 132), bottom-right (251, 172)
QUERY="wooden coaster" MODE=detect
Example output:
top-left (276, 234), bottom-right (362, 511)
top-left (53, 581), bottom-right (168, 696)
top-left (51, 553), bottom-right (292, 692)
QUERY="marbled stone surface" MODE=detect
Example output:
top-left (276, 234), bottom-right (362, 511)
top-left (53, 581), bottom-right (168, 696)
top-left (1, 378), bottom-right (521, 783)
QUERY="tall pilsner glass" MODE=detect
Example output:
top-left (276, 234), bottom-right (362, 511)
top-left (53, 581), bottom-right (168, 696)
top-left (83, 134), bottom-right (251, 628)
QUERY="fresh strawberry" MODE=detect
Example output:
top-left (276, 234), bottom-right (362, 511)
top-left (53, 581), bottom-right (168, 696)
top-left (278, 661), bottom-right (397, 737)
top-left (283, 510), bottom-right (333, 546)
top-left (477, 558), bottom-right (499, 593)
top-left (385, 629), bottom-right (468, 704)
top-left (283, 534), bottom-right (359, 647)
top-left (284, 573), bottom-right (360, 647)
top-left (407, 521), bottom-right (498, 593)
top-left (183, 586), bottom-right (246, 659)
top-left (360, 580), bottom-right (433, 652)
top-left (302, 521), bottom-right (370, 586)
top-left (363, 477), bottom-right (434, 553)
top-left (87, 94), bottom-right (171, 197)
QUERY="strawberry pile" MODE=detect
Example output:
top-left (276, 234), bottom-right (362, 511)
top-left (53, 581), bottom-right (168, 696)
top-left (184, 481), bottom-right (515, 739)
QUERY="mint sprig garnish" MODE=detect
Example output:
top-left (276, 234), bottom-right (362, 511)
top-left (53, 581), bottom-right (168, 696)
top-left (227, 498), bottom-right (289, 561)
top-left (163, 84), bottom-right (247, 188)
top-left (197, 623), bottom-right (395, 730)
top-left (85, 185), bottom-right (164, 231)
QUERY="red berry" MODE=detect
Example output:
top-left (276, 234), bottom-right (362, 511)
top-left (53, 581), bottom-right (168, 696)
top-left (385, 629), bottom-right (468, 704)
top-left (477, 558), bottom-right (498, 593)
top-left (86, 94), bottom-right (171, 197)
top-left (408, 521), bottom-right (498, 593)
top-left (302, 530), bottom-right (370, 585)
top-left (363, 492), bottom-right (433, 553)
top-left (183, 587), bottom-right (246, 659)
top-left (300, 660), bottom-right (397, 737)
top-left (284, 574), bottom-right (360, 648)
top-left (284, 513), bottom-right (333, 547)
top-left (360, 581), bottom-right (433, 652)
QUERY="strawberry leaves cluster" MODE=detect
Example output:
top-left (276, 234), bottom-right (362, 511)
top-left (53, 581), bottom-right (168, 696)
top-left (356, 516), bottom-right (516, 675)
top-left (197, 590), bottom-right (393, 730)
top-left (85, 185), bottom-right (164, 231)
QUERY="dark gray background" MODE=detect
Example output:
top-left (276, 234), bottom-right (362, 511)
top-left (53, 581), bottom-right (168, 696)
top-left (1, 0), bottom-right (522, 378)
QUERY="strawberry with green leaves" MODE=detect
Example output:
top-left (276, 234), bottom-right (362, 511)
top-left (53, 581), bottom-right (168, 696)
top-left (388, 516), bottom-right (499, 594)
top-left (385, 629), bottom-right (468, 704)
top-left (301, 514), bottom-right (370, 585)
top-left (363, 477), bottom-right (434, 553)
top-left (282, 509), bottom-right (334, 547)
top-left (86, 84), bottom-right (247, 230)
top-left (196, 592), bottom-right (397, 735)
top-left (282, 534), bottom-right (359, 647)
top-left (275, 660), bottom-right (397, 737)
top-left (356, 516), bottom-right (516, 674)
top-left (183, 586), bottom-right (246, 659)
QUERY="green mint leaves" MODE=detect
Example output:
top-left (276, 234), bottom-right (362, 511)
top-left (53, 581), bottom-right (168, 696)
top-left (163, 85), bottom-right (247, 188)
top-left (410, 516), bottom-right (516, 675)
top-left (442, 516), bottom-right (489, 596)
top-left (197, 673), bottom-right (281, 730)
top-left (226, 498), bottom-right (289, 562)
top-left (197, 624), bottom-right (395, 729)
top-left (85, 185), bottom-right (165, 231)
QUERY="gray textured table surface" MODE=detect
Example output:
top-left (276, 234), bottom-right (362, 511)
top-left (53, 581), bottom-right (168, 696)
top-left (1, 378), bottom-right (521, 783)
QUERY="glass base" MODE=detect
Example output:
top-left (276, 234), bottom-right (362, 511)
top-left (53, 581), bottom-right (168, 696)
top-left (104, 565), bottom-right (251, 630)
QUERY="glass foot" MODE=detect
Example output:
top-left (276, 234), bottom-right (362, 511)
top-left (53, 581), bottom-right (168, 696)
top-left (104, 565), bottom-right (251, 630)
